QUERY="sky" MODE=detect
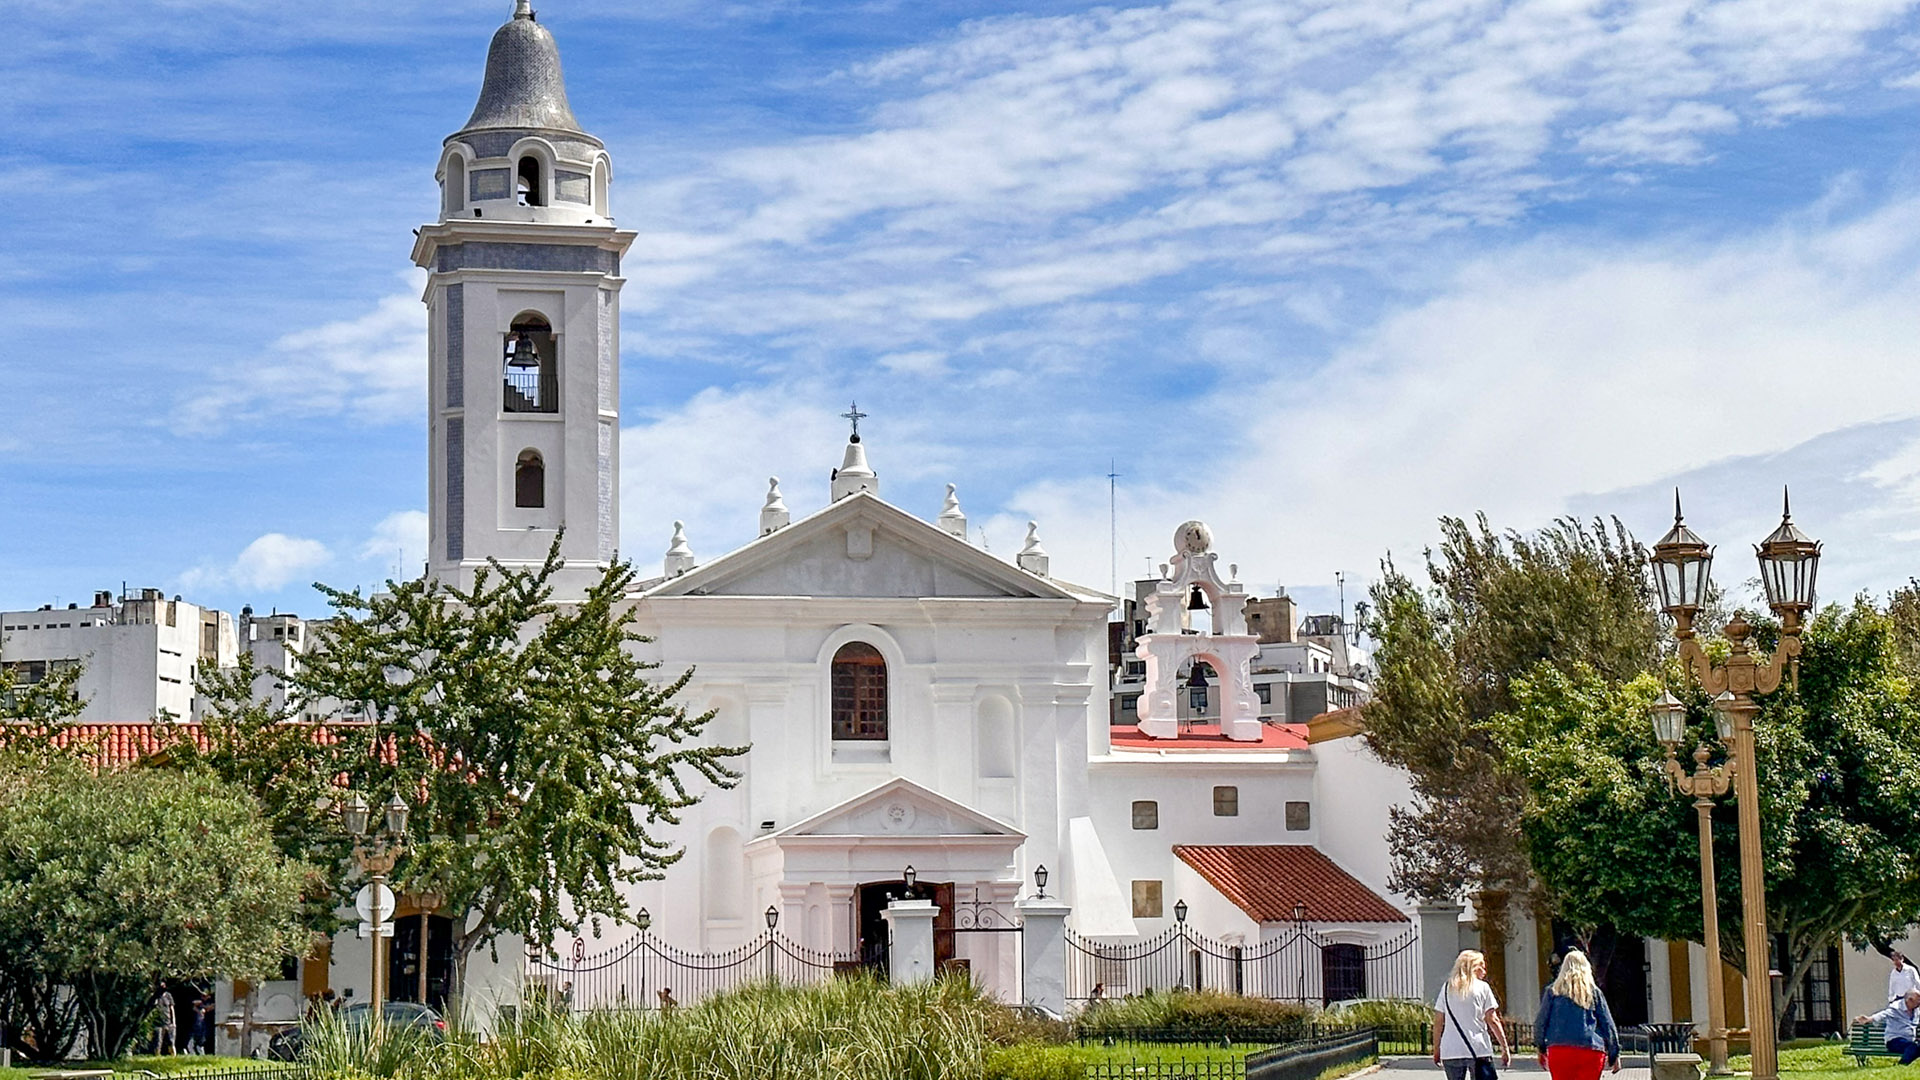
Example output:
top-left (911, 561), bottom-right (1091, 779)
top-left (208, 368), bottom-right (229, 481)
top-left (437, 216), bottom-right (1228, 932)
top-left (4, 0), bottom-right (1920, 623)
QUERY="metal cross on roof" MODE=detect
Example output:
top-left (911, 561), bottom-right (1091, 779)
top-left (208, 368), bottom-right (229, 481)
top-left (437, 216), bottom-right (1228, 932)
top-left (841, 401), bottom-right (869, 440)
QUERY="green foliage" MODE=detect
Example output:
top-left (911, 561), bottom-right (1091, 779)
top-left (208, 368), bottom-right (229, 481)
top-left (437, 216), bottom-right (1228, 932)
top-left (1074, 989), bottom-right (1315, 1041)
top-left (1496, 601), bottom-right (1920, 1037)
top-left (280, 539), bottom-right (744, 987)
top-left (0, 656), bottom-right (84, 755)
top-left (302, 976), bottom-right (1006, 1080)
top-left (1320, 998), bottom-right (1433, 1031)
top-left (983, 1042), bottom-right (1088, 1080)
top-left (1363, 515), bottom-right (1659, 913)
top-left (0, 759), bottom-right (308, 1061)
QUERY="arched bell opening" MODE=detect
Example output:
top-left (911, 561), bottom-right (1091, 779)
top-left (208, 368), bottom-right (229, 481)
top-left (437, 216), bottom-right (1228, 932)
top-left (502, 313), bottom-right (557, 413)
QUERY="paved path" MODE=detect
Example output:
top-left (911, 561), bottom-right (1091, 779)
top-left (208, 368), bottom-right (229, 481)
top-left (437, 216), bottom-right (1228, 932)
top-left (1380, 1055), bottom-right (1653, 1080)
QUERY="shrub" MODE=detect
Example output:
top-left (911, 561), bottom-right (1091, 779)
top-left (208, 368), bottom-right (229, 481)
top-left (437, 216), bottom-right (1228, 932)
top-left (983, 1005), bottom-right (1074, 1047)
top-left (983, 1043), bottom-right (1087, 1080)
top-left (1075, 990), bottom-right (1315, 1042)
top-left (1322, 998), bottom-right (1433, 1032)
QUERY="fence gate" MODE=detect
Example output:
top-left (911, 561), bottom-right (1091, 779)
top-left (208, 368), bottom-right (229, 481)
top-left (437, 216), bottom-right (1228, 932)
top-left (1067, 923), bottom-right (1418, 1006)
top-left (948, 885), bottom-right (1024, 1004)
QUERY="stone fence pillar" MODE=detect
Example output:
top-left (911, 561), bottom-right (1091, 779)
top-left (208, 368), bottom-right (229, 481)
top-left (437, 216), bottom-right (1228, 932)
top-left (1419, 902), bottom-right (1465, 1005)
top-left (883, 898), bottom-right (939, 985)
top-left (1016, 896), bottom-right (1072, 1018)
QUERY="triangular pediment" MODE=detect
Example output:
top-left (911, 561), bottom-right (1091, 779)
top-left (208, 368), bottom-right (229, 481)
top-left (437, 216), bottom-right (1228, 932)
top-left (772, 778), bottom-right (1027, 840)
top-left (640, 493), bottom-right (1082, 601)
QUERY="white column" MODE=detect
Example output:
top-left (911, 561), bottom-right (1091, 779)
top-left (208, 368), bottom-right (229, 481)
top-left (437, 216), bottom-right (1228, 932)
top-left (1016, 896), bottom-right (1073, 1019)
top-left (1419, 902), bottom-right (1464, 1005)
top-left (883, 899), bottom-right (939, 985)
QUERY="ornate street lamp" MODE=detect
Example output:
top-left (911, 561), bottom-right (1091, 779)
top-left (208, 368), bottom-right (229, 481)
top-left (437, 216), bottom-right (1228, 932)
top-left (340, 792), bottom-right (409, 1019)
top-left (1033, 864), bottom-right (1049, 900)
top-left (1173, 899), bottom-right (1188, 925)
top-left (902, 864), bottom-right (918, 897)
top-left (1648, 492), bottom-right (1821, 1080)
top-left (636, 908), bottom-right (651, 934)
top-left (765, 905), bottom-right (780, 932)
top-left (1652, 693), bottom-right (1736, 1076)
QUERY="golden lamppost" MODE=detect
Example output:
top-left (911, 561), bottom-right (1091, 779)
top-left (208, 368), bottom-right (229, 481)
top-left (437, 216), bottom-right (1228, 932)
top-left (342, 792), bottom-right (411, 1017)
top-left (1652, 690), bottom-right (1736, 1075)
top-left (1649, 491), bottom-right (1821, 1080)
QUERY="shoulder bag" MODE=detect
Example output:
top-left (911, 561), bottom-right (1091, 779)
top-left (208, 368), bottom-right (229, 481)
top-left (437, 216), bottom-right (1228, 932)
top-left (1443, 989), bottom-right (1500, 1080)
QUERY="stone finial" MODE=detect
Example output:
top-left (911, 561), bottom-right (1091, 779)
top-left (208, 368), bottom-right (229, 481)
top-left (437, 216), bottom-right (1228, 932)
top-left (937, 483), bottom-right (968, 540)
top-left (664, 521), bottom-right (695, 577)
top-left (760, 477), bottom-right (790, 536)
top-left (831, 436), bottom-right (879, 501)
top-left (513, 0), bottom-right (533, 17)
top-left (1017, 521), bottom-right (1050, 577)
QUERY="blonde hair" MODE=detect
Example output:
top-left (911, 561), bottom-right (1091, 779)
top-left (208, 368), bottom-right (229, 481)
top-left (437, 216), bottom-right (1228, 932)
top-left (1448, 949), bottom-right (1486, 995)
top-left (1552, 949), bottom-right (1599, 1010)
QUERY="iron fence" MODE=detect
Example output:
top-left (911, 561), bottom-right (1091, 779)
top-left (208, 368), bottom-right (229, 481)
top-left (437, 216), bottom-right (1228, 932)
top-left (1068, 924), bottom-right (1419, 1005)
top-left (1247, 1028), bottom-right (1377, 1080)
top-left (525, 931), bottom-right (857, 1010)
top-left (1086, 1061), bottom-right (1246, 1079)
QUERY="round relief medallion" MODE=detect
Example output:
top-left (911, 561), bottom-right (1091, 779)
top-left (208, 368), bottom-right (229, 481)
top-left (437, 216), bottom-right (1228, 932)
top-left (881, 802), bottom-right (916, 832)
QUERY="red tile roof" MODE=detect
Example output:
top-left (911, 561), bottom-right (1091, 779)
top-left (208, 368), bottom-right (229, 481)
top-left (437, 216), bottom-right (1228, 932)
top-left (51, 723), bottom-right (204, 769)
top-left (1109, 723), bottom-right (1308, 751)
top-left (1174, 844), bottom-right (1407, 924)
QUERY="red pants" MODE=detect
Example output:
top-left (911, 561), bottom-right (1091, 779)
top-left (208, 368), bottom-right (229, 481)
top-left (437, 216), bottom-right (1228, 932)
top-left (1545, 1045), bottom-right (1608, 1080)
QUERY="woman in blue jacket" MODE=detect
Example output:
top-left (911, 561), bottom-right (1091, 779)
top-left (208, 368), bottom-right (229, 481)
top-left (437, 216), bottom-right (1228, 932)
top-left (1536, 950), bottom-right (1621, 1080)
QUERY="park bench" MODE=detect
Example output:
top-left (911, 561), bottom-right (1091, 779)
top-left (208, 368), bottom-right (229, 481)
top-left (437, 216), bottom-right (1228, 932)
top-left (1847, 1020), bottom-right (1904, 1066)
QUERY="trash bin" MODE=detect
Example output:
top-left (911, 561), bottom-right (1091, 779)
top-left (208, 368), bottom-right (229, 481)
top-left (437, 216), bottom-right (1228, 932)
top-left (1637, 1023), bottom-right (1700, 1072)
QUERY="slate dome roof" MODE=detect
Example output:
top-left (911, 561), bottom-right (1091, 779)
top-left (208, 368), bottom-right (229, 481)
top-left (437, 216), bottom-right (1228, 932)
top-left (460, 3), bottom-right (586, 136)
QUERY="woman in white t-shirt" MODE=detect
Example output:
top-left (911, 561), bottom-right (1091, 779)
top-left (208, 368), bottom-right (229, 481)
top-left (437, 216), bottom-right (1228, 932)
top-left (1433, 949), bottom-right (1513, 1080)
top-left (1890, 952), bottom-right (1920, 1005)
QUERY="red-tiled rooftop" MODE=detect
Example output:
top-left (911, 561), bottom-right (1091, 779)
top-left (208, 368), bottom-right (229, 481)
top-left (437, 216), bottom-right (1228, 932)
top-left (1175, 844), bottom-right (1408, 924)
top-left (1109, 723), bottom-right (1308, 751)
top-left (30, 720), bottom-right (393, 770)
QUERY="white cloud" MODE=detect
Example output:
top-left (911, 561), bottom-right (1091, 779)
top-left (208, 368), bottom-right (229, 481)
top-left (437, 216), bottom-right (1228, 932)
top-left (181, 533), bottom-right (333, 593)
top-left (359, 510), bottom-right (429, 579)
top-left (621, 0), bottom-right (1920, 353)
top-left (986, 189), bottom-right (1920, 604)
top-left (171, 275), bottom-right (426, 434)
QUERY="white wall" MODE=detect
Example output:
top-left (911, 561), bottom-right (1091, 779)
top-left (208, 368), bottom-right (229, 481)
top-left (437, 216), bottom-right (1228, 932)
top-left (1311, 732), bottom-right (1416, 912)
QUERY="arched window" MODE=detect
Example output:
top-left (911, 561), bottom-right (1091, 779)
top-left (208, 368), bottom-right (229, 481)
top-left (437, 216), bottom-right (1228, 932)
top-left (514, 450), bottom-right (544, 508)
top-left (516, 156), bottom-right (544, 206)
top-left (502, 313), bottom-right (556, 413)
top-left (830, 642), bottom-right (887, 740)
top-left (444, 156), bottom-right (466, 216)
top-left (592, 158), bottom-right (610, 217)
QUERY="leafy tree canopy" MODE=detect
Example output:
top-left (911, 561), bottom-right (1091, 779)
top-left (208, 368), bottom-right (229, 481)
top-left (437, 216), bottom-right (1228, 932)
top-left (1495, 601), bottom-right (1920, 1037)
top-left (275, 542), bottom-right (745, 985)
top-left (1363, 514), bottom-right (1660, 915)
top-left (0, 759), bottom-right (307, 1060)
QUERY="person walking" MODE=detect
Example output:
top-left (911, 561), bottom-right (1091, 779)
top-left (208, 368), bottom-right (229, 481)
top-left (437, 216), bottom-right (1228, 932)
top-left (192, 997), bottom-right (215, 1055)
top-left (1855, 990), bottom-right (1920, 1065)
top-left (152, 986), bottom-right (178, 1056)
top-left (1536, 950), bottom-right (1620, 1080)
top-left (1890, 952), bottom-right (1920, 1006)
top-left (1433, 949), bottom-right (1512, 1080)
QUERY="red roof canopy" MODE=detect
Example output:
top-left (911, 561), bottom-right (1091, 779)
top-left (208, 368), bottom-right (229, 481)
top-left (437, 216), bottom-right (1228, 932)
top-left (1175, 844), bottom-right (1407, 924)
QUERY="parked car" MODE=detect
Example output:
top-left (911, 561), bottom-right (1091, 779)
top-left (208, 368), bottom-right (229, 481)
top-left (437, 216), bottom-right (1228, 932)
top-left (266, 1001), bottom-right (446, 1061)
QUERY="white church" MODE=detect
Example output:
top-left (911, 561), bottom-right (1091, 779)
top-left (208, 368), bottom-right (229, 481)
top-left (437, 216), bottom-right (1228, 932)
top-left (394, 0), bottom-right (1422, 1014)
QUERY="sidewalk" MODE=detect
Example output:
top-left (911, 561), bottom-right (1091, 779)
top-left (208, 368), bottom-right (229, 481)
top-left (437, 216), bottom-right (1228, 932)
top-left (1379, 1055), bottom-right (1654, 1080)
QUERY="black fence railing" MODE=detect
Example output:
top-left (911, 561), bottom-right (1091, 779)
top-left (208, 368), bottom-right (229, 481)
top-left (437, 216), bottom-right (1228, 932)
top-left (525, 932), bottom-right (857, 1010)
top-left (1068, 924), bottom-right (1419, 1005)
top-left (1248, 1028), bottom-right (1378, 1080)
top-left (1087, 1062), bottom-right (1246, 1079)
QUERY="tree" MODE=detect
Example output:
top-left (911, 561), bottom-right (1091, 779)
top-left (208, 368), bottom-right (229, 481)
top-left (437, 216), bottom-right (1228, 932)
top-left (0, 760), bottom-right (308, 1060)
top-left (0, 658), bottom-right (84, 755)
top-left (1496, 601), bottom-right (1920, 1039)
top-left (289, 542), bottom-right (745, 990)
top-left (1363, 515), bottom-right (1660, 928)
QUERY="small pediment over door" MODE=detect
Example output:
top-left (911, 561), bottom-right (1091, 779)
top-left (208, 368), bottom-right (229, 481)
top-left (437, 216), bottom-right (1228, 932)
top-left (774, 777), bottom-right (1027, 841)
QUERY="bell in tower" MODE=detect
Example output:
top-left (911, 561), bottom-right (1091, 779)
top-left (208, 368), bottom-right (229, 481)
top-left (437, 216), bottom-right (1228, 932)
top-left (413, 2), bottom-right (637, 600)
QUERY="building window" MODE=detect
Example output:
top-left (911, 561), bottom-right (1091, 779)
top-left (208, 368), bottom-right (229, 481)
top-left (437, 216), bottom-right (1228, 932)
top-left (503, 313), bottom-right (557, 413)
top-left (1188, 686), bottom-right (1209, 711)
top-left (1120, 693), bottom-right (1140, 716)
top-left (1255, 683), bottom-right (1272, 704)
top-left (1213, 786), bottom-right (1239, 817)
top-left (1131, 880), bottom-right (1163, 919)
top-left (1286, 801), bottom-right (1311, 831)
top-left (1126, 660), bottom-right (1146, 677)
top-left (830, 642), bottom-right (887, 740)
top-left (514, 449), bottom-right (545, 508)
top-left (516, 155), bottom-right (545, 206)
top-left (1131, 800), bottom-right (1158, 830)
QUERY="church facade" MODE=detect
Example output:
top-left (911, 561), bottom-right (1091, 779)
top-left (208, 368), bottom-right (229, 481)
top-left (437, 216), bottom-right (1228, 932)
top-left (410, 2), bottom-right (1424, 1012)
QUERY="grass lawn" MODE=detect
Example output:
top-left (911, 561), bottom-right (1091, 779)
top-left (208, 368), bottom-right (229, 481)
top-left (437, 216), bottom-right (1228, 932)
top-left (39, 1057), bottom-right (279, 1076)
top-left (1728, 1041), bottom-right (1911, 1080)
top-left (987, 1040), bottom-right (1379, 1079)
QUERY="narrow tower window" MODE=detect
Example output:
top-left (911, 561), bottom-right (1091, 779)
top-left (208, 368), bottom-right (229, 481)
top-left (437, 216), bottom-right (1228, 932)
top-left (830, 642), bottom-right (887, 740)
top-left (502, 314), bottom-right (557, 413)
top-left (516, 156), bottom-right (544, 207)
top-left (444, 156), bottom-right (466, 216)
top-left (514, 450), bottom-right (544, 508)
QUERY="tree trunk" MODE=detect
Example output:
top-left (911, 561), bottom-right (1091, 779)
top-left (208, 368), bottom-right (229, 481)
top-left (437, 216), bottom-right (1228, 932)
top-left (74, 972), bottom-right (153, 1062)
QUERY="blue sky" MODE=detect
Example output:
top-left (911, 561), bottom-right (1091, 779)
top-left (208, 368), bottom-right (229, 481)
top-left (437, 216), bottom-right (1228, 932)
top-left (5, 0), bottom-right (1920, 621)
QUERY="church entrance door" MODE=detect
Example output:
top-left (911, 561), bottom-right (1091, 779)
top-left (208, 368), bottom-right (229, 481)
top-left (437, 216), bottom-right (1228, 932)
top-left (857, 880), bottom-right (956, 975)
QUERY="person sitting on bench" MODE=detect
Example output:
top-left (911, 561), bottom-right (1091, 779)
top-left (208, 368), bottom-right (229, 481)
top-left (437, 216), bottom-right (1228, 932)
top-left (1857, 990), bottom-right (1920, 1065)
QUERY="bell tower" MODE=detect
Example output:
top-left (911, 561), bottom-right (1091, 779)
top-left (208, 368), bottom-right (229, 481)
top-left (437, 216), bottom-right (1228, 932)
top-left (413, 1), bottom-right (635, 598)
